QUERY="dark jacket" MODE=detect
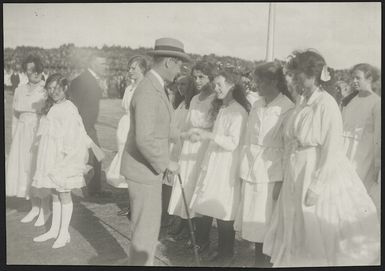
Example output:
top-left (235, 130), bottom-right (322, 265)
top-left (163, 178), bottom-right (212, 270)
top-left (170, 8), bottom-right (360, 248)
top-left (67, 70), bottom-right (103, 145)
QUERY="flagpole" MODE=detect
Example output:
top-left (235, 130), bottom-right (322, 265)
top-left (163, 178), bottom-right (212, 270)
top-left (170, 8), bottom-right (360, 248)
top-left (265, 2), bottom-right (276, 61)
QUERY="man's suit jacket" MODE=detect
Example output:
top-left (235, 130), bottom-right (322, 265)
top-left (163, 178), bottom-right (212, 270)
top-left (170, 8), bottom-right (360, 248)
top-left (120, 71), bottom-right (176, 185)
top-left (67, 70), bottom-right (103, 145)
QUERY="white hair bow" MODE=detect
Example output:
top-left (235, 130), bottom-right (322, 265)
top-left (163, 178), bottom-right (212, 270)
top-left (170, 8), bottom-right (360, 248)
top-left (320, 65), bottom-right (331, 82)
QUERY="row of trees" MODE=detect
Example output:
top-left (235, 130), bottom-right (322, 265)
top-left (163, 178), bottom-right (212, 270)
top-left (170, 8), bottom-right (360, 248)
top-left (5, 44), bottom-right (379, 97)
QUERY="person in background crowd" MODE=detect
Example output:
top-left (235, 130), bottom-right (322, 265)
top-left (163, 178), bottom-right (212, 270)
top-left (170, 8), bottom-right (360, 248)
top-left (241, 72), bottom-right (261, 106)
top-left (167, 61), bottom-right (217, 251)
top-left (41, 68), bottom-right (50, 82)
top-left (342, 63), bottom-right (381, 215)
top-left (119, 37), bottom-right (190, 266)
top-left (106, 55), bottom-right (148, 216)
top-left (263, 50), bottom-right (380, 267)
top-left (189, 69), bottom-right (250, 266)
top-left (6, 55), bottom-right (48, 225)
top-left (67, 53), bottom-right (110, 198)
top-left (163, 75), bottom-right (197, 235)
top-left (335, 80), bottom-right (358, 110)
top-left (32, 73), bottom-right (104, 248)
top-left (10, 64), bottom-right (21, 93)
top-left (235, 61), bottom-right (294, 267)
top-left (4, 65), bottom-right (13, 91)
top-left (19, 64), bottom-right (30, 86)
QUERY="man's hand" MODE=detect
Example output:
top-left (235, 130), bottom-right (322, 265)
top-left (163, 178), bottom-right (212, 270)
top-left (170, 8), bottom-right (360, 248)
top-left (304, 189), bottom-right (319, 207)
top-left (189, 128), bottom-right (212, 141)
top-left (166, 161), bottom-right (179, 174)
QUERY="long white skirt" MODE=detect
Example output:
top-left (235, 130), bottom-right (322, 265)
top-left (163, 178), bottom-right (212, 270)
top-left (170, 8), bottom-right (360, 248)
top-left (6, 113), bottom-right (39, 199)
top-left (234, 181), bottom-right (276, 243)
top-left (168, 139), bottom-right (210, 219)
top-left (263, 147), bottom-right (380, 267)
top-left (106, 114), bottom-right (129, 188)
top-left (368, 170), bottom-right (381, 220)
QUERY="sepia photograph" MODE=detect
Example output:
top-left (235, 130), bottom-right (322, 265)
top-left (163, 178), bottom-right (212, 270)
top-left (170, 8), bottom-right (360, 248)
top-left (3, 2), bottom-right (381, 268)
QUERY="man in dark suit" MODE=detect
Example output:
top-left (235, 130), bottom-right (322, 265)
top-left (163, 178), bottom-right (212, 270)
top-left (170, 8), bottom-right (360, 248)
top-left (67, 53), bottom-right (109, 198)
top-left (120, 38), bottom-right (191, 265)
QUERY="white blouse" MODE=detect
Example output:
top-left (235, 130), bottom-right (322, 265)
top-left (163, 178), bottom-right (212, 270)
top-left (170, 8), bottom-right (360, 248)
top-left (240, 93), bottom-right (294, 183)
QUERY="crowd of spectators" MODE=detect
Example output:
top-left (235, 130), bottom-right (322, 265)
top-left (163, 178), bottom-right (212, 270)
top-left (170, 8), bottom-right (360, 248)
top-left (4, 44), bottom-right (381, 100)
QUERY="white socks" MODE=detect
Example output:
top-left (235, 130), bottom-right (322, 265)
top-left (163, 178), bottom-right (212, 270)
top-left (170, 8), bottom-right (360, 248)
top-left (33, 198), bottom-right (61, 242)
top-left (52, 201), bottom-right (73, 248)
top-left (34, 197), bottom-right (51, 227)
top-left (21, 198), bottom-right (40, 223)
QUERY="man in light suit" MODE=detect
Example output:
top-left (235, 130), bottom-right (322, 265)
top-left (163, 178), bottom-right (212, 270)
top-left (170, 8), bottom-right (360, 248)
top-left (120, 38), bottom-right (191, 265)
top-left (67, 53), bottom-right (110, 198)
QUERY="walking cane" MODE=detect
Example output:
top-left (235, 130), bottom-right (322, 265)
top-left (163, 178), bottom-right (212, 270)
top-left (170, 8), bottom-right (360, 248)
top-left (176, 173), bottom-right (201, 266)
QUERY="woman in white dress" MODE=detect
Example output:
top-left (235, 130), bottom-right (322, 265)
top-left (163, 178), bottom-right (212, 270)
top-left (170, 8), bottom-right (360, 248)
top-left (263, 50), bottom-right (380, 267)
top-left (32, 74), bottom-right (104, 248)
top-left (189, 70), bottom-right (250, 266)
top-left (107, 56), bottom-right (148, 188)
top-left (106, 56), bottom-right (148, 217)
top-left (342, 63), bottom-right (381, 215)
top-left (234, 61), bottom-right (294, 266)
top-left (163, 75), bottom-right (198, 235)
top-left (167, 61), bottom-right (217, 246)
top-left (6, 55), bottom-right (48, 226)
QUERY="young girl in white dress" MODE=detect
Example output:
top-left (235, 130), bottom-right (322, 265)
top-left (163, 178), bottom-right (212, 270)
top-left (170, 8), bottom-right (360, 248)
top-left (162, 75), bottom-right (198, 234)
top-left (342, 63), bottom-right (381, 215)
top-left (234, 61), bottom-right (294, 266)
top-left (107, 56), bottom-right (148, 189)
top-left (167, 61), bottom-right (217, 247)
top-left (32, 74), bottom-right (104, 248)
top-left (6, 55), bottom-right (48, 226)
top-left (189, 70), bottom-right (250, 266)
top-left (263, 50), bottom-right (380, 267)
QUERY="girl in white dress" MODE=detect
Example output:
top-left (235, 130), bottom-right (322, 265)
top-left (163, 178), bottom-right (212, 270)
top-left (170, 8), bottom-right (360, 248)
top-left (32, 74), bottom-right (104, 248)
top-left (167, 61), bottom-right (217, 241)
top-left (263, 50), bottom-right (380, 267)
top-left (189, 70), bottom-right (250, 266)
top-left (162, 75), bottom-right (198, 234)
top-left (107, 56), bottom-right (148, 189)
top-left (342, 63), bottom-right (381, 215)
top-left (234, 61), bottom-right (294, 266)
top-left (6, 55), bottom-right (48, 226)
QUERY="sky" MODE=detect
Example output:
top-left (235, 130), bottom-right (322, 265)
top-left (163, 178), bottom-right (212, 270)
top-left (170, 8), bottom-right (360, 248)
top-left (3, 2), bottom-right (381, 69)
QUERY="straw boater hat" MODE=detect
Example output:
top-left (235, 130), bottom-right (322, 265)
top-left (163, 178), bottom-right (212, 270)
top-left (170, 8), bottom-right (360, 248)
top-left (147, 37), bottom-right (191, 62)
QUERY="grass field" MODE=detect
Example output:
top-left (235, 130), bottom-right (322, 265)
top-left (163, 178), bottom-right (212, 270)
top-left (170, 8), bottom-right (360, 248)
top-left (5, 91), bottom-right (264, 267)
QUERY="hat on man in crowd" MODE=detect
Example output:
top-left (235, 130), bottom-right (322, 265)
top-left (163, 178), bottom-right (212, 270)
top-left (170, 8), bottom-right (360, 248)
top-left (147, 37), bottom-right (191, 62)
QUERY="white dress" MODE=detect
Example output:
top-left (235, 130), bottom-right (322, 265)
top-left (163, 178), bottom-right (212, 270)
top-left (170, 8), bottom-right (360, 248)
top-left (263, 89), bottom-right (380, 267)
top-left (189, 101), bottom-right (248, 221)
top-left (342, 92), bottom-right (381, 209)
top-left (106, 83), bottom-right (138, 188)
top-left (163, 101), bottom-right (189, 187)
top-left (234, 93), bottom-right (294, 242)
top-left (168, 93), bottom-right (216, 219)
top-left (31, 100), bottom-right (92, 193)
top-left (6, 81), bottom-right (47, 199)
